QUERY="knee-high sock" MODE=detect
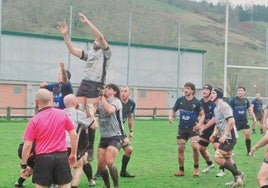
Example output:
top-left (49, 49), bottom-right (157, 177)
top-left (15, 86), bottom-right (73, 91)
top-left (109, 166), bottom-right (119, 187)
top-left (121, 155), bottom-right (130, 172)
top-left (246, 139), bottom-right (251, 154)
top-left (222, 160), bottom-right (240, 177)
top-left (83, 162), bottom-right (93, 181)
top-left (88, 128), bottom-right (96, 150)
top-left (100, 169), bottom-right (110, 188)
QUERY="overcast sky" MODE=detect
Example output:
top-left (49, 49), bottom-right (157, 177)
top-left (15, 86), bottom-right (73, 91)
top-left (195, 0), bottom-right (268, 7)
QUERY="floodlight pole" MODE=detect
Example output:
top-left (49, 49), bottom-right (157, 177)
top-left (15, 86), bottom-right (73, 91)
top-left (177, 19), bottom-right (181, 98)
top-left (223, 0), bottom-right (229, 97)
top-left (68, 4), bottom-right (73, 71)
top-left (266, 28), bottom-right (268, 100)
top-left (127, 13), bottom-right (132, 85)
top-left (0, 0), bottom-right (2, 78)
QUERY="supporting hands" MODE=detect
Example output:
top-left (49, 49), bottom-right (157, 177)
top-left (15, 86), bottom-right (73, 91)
top-left (218, 134), bottom-right (227, 144)
top-left (209, 134), bottom-right (215, 142)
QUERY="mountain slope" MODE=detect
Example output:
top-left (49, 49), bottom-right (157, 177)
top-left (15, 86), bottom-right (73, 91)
top-left (2, 0), bottom-right (268, 95)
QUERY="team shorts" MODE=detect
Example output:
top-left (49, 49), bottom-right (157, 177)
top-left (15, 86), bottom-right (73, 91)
top-left (177, 126), bottom-right (199, 140)
top-left (98, 136), bottom-right (124, 150)
top-left (67, 147), bottom-right (84, 161)
top-left (235, 120), bottom-right (250, 131)
top-left (76, 79), bottom-right (104, 98)
top-left (33, 152), bottom-right (72, 186)
top-left (199, 125), bottom-right (215, 142)
top-left (218, 139), bottom-right (236, 152)
top-left (255, 112), bottom-right (264, 121)
top-left (18, 142), bottom-right (35, 168)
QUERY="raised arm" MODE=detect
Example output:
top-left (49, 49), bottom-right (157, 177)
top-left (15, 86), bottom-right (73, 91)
top-left (57, 21), bottom-right (83, 58)
top-left (78, 12), bottom-right (108, 49)
top-left (60, 62), bottom-right (68, 84)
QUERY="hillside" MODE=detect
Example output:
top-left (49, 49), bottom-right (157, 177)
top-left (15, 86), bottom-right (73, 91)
top-left (2, 0), bottom-right (268, 96)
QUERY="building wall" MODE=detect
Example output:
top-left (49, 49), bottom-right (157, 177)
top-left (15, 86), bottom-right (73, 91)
top-left (135, 89), bottom-right (169, 116)
top-left (0, 31), bottom-right (206, 114)
top-left (0, 84), bottom-right (27, 114)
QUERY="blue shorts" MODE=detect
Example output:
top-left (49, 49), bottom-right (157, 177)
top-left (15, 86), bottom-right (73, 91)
top-left (33, 152), bottom-right (72, 186)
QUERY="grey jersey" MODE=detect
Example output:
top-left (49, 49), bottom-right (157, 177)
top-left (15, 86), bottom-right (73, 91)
top-left (214, 99), bottom-right (238, 139)
top-left (81, 47), bottom-right (111, 84)
top-left (98, 97), bottom-right (124, 138)
top-left (64, 107), bottom-right (94, 147)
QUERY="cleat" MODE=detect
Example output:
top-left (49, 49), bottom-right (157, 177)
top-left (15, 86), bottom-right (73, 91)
top-left (14, 182), bottom-right (25, 188)
top-left (216, 169), bottom-right (226, 177)
top-left (89, 179), bottom-right (96, 186)
top-left (202, 164), bottom-right (215, 173)
top-left (225, 181), bottom-right (235, 186)
top-left (120, 171), bottom-right (135, 178)
top-left (232, 173), bottom-right (245, 187)
top-left (174, 170), bottom-right (184, 176)
top-left (93, 174), bottom-right (103, 180)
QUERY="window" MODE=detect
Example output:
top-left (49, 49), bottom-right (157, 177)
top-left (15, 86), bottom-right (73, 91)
top-left (139, 90), bottom-right (146, 98)
top-left (13, 86), bottom-right (22, 94)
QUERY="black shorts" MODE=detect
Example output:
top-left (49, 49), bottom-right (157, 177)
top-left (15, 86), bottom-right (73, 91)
top-left (76, 79), bottom-right (104, 98)
top-left (218, 139), bottom-right (236, 152)
top-left (98, 136), bottom-right (124, 150)
top-left (177, 126), bottom-right (199, 140)
top-left (67, 147), bottom-right (84, 161)
top-left (18, 142), bottom-right (35, 168)
top-left (33, 152), bottom-right (72, 186)
top-left (200, 125), bottom-right (215, 142)
top-left (235, 120), bottom-right (250, 131)
top-left (255, 112), bottom-right (264, 121)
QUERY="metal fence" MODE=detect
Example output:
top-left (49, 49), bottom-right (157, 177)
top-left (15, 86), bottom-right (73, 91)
top-left (0, 106), bottom-right (171, 120)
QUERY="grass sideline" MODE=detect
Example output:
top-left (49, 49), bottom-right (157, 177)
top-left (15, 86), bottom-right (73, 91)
top-left (0, 119), bottom-right (265, 188)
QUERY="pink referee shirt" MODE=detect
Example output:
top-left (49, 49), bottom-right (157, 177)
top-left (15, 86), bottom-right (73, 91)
top-left (24, 107), bottom-right (75, 155)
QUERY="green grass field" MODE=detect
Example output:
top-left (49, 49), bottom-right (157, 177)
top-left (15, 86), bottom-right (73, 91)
top-left (0, 119), bottom-right (265, 188)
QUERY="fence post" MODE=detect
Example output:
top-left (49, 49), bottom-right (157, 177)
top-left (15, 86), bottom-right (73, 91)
top-left (7, 106), bottom-right (11, 121)
top-left (153, 107), bottom-right (157, 119)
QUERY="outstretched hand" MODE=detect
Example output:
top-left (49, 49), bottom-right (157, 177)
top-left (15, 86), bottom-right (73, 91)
top-left (57, 21), bottom-right (68, 35)
top-left (78, 12), bottom-right (88, 23)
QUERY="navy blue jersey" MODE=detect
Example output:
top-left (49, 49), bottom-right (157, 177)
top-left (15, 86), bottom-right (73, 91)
top-left (173, 96), bottom-right (201, 128)
top-left (229, 96), bottom-right (250, 121)
top-left (45, 82), bottom-right (73, 109)
top-left (251, 98), bottom-right (263, 114)
top-left (200, 98), bottom-right (216, 123)
top-left (122, 99), bottom-right (136, 124)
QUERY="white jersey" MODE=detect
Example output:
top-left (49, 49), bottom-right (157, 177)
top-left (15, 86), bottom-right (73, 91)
top-left (214, 99), bottom-right (239, 139)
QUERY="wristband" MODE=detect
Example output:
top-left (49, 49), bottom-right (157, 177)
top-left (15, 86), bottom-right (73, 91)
top-left (130, 130), bottom-right (134, 132)
top-left (20, 163), bottom-right (27, 169)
